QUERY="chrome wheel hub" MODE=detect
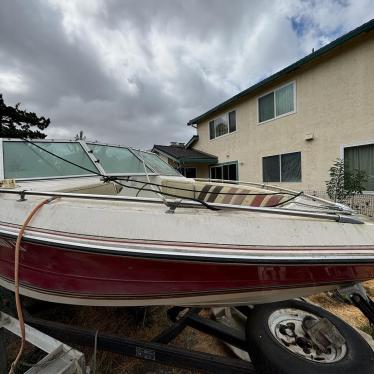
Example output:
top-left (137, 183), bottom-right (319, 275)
top-left (268, 308), bottom-right (347, 363)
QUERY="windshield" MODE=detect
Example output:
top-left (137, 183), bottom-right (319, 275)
top-left (88, 144), bottom-right (152, 174)
top-left (132, 150), bottom-right (180, 176)
top-left (2, 141), bottom-right (98, 179)
top-left (1, 140), bottom-right (182, 180)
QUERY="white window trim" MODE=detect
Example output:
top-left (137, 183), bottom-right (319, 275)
top-left (257, 81), bottom-right (297, 125)
top-left (340, 139), bottom-right (374, 193)
top-left (339, 139), bottom-right (374, 158)
top-left (208, 109), bottom-right (237, 141)
top-left (262, 151), bottom-right (302, 183)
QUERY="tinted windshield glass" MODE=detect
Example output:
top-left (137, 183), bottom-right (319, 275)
top-left (88, 144), bottom-right (152, 174)
top-left (3, 141), bottom-right (98, 179)
top-left (132, 150), bottom-right (180, 176)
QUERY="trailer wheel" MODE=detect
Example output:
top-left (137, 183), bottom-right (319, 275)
top-left (245, 299), bottom-right (374, 374)
top-left (0, 286), bottom-right (16, 315)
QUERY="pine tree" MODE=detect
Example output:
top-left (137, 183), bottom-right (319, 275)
top-left (0, 94), bottom-right (50, 139)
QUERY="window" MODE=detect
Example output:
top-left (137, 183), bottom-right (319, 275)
top-left (228, 111), bottom-right (236, 133)
top-left (258, 82), bottom-right (295, 123)
top-left (179, 167), bottom-right (197, 178)
top-left (210, 162), bottom-right (238, 181)
top-left (209, 110), bottom-right (236, 140)
top-left (3, 141), bottom-right (98, 179)
top-left (344, 144), bottom-right (374, 191)
top-left (263, 152), bottom-right (301, 182)
top-left (262, 155), bottom-right (280, 182)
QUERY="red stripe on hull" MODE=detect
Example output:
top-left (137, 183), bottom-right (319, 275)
top-left (1, 237), bottom-right (374, 300)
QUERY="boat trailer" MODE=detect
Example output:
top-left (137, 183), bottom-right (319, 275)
top-left (1, 284), bottom-right (374, 374)
top-left (0, 311), bottom-right (86, 374)
top-left (23, 306), bottom-right (256, 374)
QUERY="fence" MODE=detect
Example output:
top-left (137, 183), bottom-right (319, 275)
top-left (305, 190), bottom-right (374, 217)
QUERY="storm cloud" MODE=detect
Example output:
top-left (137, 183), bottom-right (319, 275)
top-left (0, 0), bottom-right (373, 148)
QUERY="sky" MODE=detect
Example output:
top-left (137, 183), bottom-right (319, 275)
top-left (0, 0), bottom-right (373, 148)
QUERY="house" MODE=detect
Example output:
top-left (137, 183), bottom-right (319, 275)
top-left (186, 19), bottom-right (374, 192)
top-left (152, 140), bottom-right (217, 178)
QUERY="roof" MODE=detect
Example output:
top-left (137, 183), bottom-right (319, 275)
top-left (185, 135), bottom-right (199, 149)
top-left (188, 18), bottom-right (374, 125)
top-left (152, 144), bottom-right (217, 164)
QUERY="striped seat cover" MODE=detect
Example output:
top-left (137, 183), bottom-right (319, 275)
top-left (161, 180), bottom-right (290, 207)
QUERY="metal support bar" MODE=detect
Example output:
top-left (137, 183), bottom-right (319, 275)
top-left (183, 312), bottom-right (248, 351)
top-left (26, 315), bottom-right (255, 374)
top-left (152, 308), bottom-right (201, 344)
top-left (350, 293), bottom-right (374, 326)
top-left (337, 283), bottom-right (374, 326)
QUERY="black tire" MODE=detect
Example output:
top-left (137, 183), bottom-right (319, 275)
top-left (0, 286), bottom-right (16, 315)
top-left (245, 299), bottom-right (374, 374)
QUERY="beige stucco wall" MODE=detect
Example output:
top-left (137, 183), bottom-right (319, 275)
top-left (192, 33), bottom-right (374, 191)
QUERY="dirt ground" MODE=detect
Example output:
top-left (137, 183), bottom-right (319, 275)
top-left (3, 280), bottom-right (374, 373)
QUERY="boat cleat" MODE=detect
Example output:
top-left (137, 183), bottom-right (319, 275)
top-left (165, 199), bottom-right (183, 213)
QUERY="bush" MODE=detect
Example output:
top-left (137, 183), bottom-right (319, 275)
top-left (326, 158), bottom-right (367, 203)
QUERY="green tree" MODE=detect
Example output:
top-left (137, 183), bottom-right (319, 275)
top-left (326, 158), bottom-right (367, 202)
top-left (345, 168), bottom-right (368, 195)
top-left (326, 158), bottom-right (346, 202)
top-left (0, 94), bottom-right (50, 139)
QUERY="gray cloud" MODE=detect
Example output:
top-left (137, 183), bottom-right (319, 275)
top-left (0, 0), bottom-right (373, 148)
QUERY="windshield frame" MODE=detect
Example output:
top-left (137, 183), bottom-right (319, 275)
top-left (85, 142), bottom-right (158, 177)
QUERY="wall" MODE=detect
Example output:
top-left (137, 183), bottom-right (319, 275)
top-left (192, 33), bottom-right (374, 190)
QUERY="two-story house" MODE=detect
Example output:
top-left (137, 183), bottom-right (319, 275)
top-left (187, 19), bottom-right (374, 192)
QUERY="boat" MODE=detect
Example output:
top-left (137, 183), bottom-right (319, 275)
top-left (0, 138), bottom-right (374, 307)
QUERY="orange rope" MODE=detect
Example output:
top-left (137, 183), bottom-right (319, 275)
top-left (9, 197), bottom-right (57, 374)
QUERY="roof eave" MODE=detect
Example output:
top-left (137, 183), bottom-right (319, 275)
top-left (187, 18), bottom-right (374, 126)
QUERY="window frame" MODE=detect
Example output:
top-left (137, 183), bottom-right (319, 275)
top-left (179, 167), bottom-right (197, 178)
top-left (208, 109), bottom-right (237, 141)
top-left (209, 161), bottom-right (239, 181)
top-left (262, 151), bottom-right (302, 183)
top-left (257, 81), bottom-right (296, 124)
top-left (341, 140), bottom-right (374, 193)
